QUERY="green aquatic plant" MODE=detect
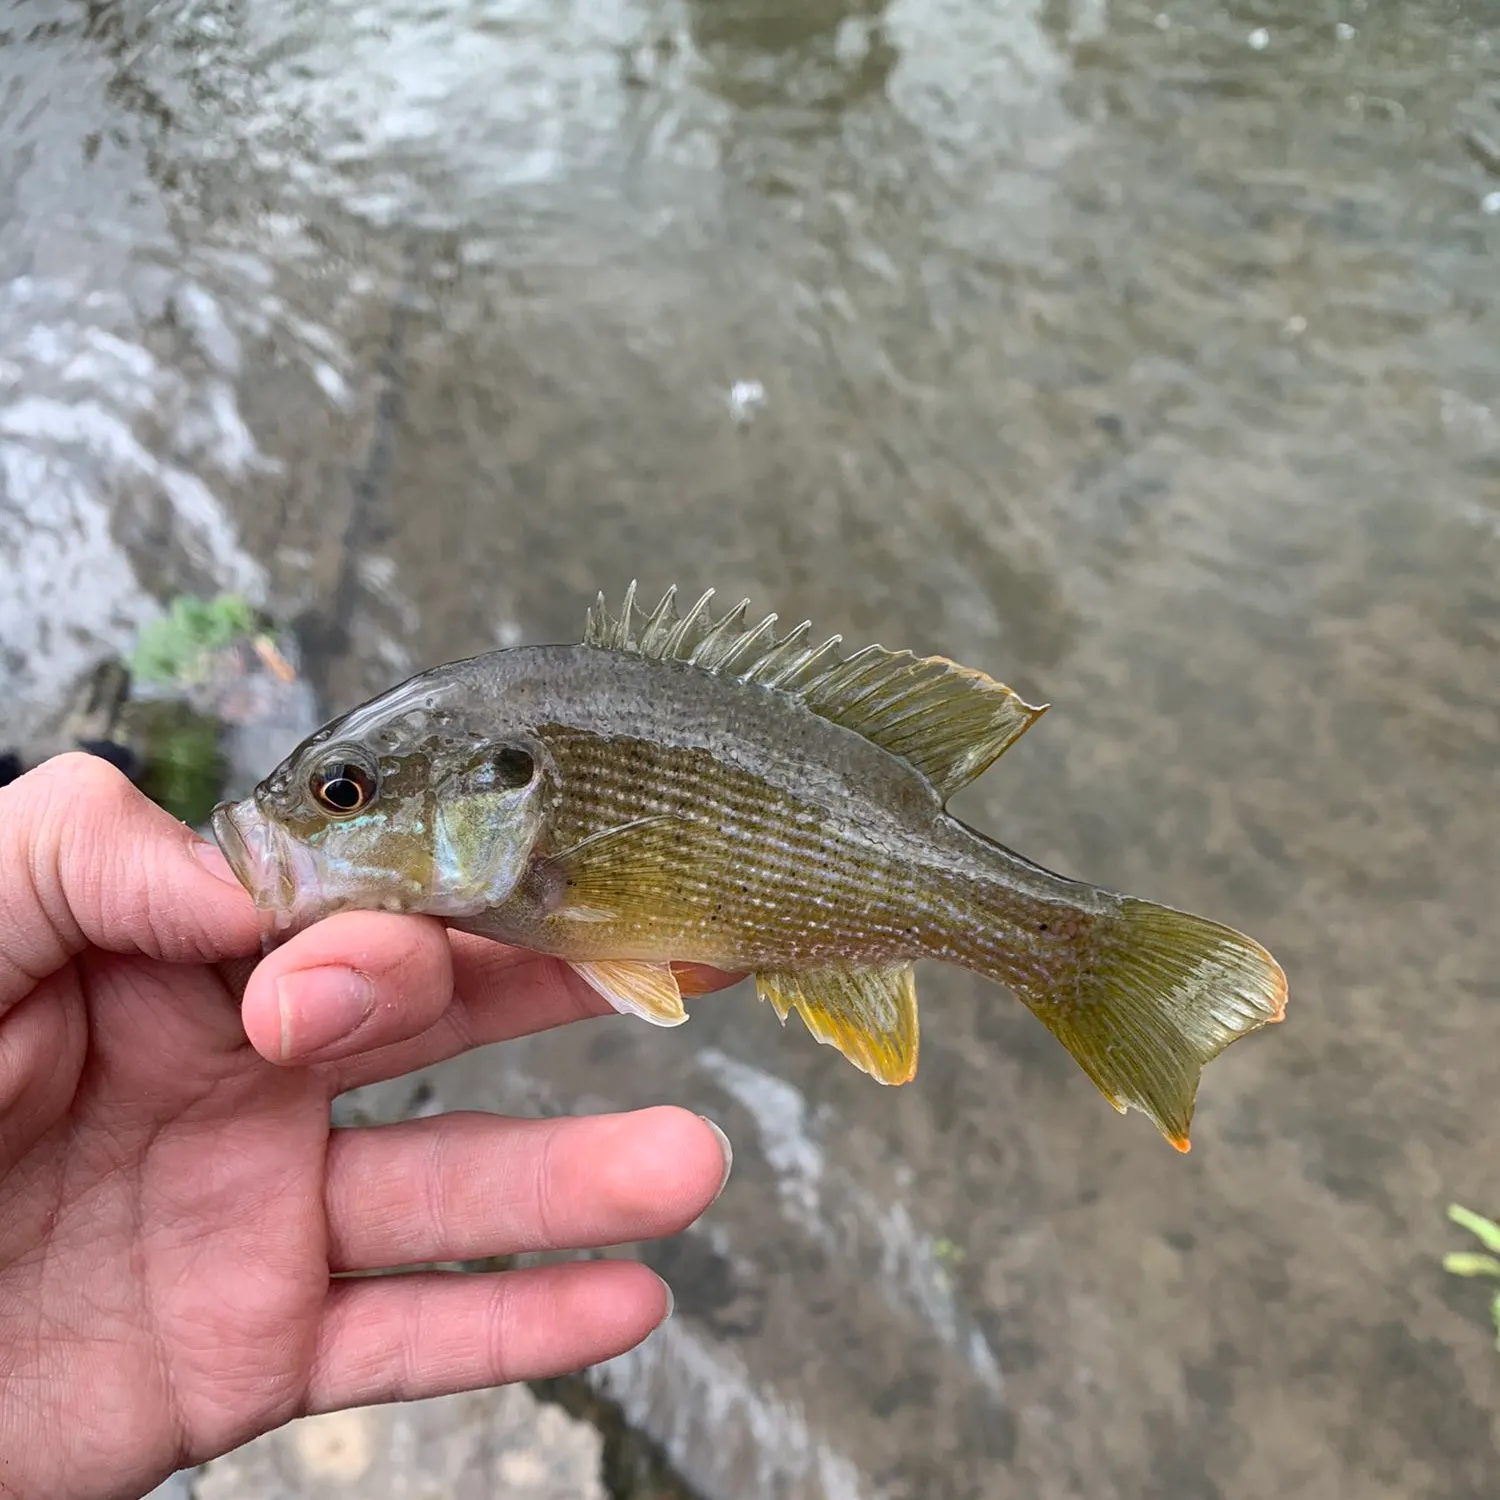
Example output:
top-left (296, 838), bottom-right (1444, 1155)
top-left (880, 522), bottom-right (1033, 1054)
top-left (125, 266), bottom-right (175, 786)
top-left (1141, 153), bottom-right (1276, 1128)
top-left (1442, 1204), bottom-right (1500, 1351)
top-left (129, 594), bottom-right (259, 685)
top-left (124, 700), bottom-right (228, 828)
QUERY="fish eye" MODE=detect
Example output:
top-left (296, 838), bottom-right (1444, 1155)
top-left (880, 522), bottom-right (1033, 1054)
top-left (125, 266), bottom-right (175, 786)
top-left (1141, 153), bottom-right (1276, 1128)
top-left (491, 745), bottom-right (535, 789)
top-left (310, 757), bottom-right (379, 816)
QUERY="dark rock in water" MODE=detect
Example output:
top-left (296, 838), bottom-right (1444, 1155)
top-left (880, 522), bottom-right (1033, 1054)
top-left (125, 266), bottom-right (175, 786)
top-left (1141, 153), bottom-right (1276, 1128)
top-left (17, 603), bottom-right (322, 826)
top-left (15, 654), bottom-right (222, 822)
top-left (22, 659), bottom-right (137, 770)
top-left (74, 739), bottom-right (143, 781)
top-left (531, 1376), bottom-right (708, 1500)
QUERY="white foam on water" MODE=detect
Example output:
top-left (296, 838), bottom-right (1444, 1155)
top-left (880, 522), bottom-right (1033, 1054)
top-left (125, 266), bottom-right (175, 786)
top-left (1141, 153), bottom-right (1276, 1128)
top-left (0, 277), bottom-right (272, 739)
top-left (596, 1316), bottom-right (871, 1500)
top-left (696, 1048), bottom-right (1003, 1393)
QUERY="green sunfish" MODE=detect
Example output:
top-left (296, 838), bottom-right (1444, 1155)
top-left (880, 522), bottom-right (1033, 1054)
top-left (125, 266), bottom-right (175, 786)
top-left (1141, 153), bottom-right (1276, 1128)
top-left (212, 584), bottom-right (1287, 1149)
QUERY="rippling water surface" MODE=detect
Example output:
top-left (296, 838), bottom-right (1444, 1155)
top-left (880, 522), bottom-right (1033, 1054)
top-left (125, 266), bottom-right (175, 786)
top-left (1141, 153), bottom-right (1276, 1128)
top-left (3, 2), bottom-right (1499, 1496)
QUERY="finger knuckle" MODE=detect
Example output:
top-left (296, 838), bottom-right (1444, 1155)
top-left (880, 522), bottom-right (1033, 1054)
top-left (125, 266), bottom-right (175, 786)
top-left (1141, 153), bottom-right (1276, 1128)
top-left (530, 1126), bottom-right (569, 1250)
top-left (31, 750), bottom-right (135, 810)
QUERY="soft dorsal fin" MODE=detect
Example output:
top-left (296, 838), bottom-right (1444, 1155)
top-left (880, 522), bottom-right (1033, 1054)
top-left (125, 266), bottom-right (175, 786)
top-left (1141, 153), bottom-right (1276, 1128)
top-left (583, 583), bottom-right (1047, 801)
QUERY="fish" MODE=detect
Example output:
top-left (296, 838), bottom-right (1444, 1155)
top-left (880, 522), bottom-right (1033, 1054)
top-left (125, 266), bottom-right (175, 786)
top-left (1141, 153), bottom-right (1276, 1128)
top-left (212, 583), bottom-right (1288, 1150)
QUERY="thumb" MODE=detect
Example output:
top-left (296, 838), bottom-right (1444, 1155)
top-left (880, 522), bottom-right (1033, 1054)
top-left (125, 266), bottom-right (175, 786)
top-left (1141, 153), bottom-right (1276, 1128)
top-left (0, 753), bottom-right (262, 1016)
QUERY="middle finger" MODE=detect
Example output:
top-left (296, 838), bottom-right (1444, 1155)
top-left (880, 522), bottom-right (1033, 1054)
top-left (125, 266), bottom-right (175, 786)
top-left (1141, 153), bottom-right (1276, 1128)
top-left (324, 1105), bottom-right (733, 1272)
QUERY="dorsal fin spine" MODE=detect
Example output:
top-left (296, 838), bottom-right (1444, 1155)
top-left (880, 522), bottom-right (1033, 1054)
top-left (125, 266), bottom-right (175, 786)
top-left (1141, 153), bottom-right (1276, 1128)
top-left (581, 585), bottom-right (1047, 799)
top-left (662, 588), bottom-right (715, 657)
top-left (617, 580), bottom-right (639, 647)
top-left (639, 585), bottom-right (679, 655)
top-left (690, 599), bottom-right (751, 667)
top-left (777, 635), bottom-right (843, 688)
top-left (721, 611), bottom-right (778, 677)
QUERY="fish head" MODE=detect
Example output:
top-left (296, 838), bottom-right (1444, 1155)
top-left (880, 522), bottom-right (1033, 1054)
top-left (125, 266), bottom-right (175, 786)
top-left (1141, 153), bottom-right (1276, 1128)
top-left (211, 673), bottom-right (554, 943)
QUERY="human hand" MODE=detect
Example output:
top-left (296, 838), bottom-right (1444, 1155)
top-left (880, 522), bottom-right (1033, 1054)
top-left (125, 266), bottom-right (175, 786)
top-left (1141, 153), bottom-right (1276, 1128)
top-left (0, 755), bottom-right (734, 1499)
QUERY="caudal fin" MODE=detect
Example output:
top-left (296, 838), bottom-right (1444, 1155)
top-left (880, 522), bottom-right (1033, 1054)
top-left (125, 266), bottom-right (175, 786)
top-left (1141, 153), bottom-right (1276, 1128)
top-left (1020, 898), bottom-right (1287, 1151)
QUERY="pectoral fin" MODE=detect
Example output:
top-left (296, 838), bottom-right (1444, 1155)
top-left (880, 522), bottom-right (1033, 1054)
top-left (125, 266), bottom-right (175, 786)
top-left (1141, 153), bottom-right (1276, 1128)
top-left (755, 964), bottom-right (919, 1084)
top-left (544, 816), bottom-right (690, 922)
top-left (571, 959), bottom-right (688, 1027)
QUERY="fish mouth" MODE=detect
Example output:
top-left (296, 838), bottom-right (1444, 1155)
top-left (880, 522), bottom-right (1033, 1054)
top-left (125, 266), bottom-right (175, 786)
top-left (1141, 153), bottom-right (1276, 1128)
top-left (211, 797), bottom-right (321, 943)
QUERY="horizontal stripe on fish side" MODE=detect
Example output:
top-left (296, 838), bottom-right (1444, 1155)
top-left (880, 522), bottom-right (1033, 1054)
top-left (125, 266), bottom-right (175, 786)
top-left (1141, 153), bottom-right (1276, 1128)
top-left (924, 856), bottom-right (1100, 1000)
top-left (539, 726), bottom-right (942, 967)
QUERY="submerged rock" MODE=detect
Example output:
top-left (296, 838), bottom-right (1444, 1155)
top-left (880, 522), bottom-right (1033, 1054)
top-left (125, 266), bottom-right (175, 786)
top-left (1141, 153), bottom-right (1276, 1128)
top-left (7, 595), bottom-right (320, 823)
top-left (191, 1387), bottom-right (607, 1500)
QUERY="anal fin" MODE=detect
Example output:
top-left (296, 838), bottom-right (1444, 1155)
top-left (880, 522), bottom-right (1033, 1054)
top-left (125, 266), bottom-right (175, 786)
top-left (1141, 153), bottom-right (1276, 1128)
top-left (571, 959), bottom-right (688, 1027)
top-left (755, 964), bottom-right (919, 1085)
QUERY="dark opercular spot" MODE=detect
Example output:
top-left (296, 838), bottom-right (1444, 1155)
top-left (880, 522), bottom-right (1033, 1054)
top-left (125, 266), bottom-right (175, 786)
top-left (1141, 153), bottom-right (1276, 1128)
top-left (491, 744), bottom-right (535, 788)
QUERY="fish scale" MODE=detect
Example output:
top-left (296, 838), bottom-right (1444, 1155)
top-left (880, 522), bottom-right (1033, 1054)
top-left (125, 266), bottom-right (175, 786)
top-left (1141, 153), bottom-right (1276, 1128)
top-left (538, 726), bottom-right (927, 967)
top-left (213, 583), bottom-right (1288, 1150)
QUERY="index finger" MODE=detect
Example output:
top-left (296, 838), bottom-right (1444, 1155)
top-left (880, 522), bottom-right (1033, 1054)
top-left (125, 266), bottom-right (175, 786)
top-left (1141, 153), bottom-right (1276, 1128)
top-left (324, 931), bottom-right (743, 1094)
top-left (0, 755), bottom-right (262, 1016)
top-left (240, 916), bottom-right (606, 1070)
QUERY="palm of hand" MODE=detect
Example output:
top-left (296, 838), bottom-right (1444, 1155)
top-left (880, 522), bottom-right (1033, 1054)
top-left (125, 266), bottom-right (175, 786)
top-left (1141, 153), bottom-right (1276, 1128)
top-left (0, 953), bottom-right (330, 1483)
top-left (0, 757), bottom-right (729, 1500)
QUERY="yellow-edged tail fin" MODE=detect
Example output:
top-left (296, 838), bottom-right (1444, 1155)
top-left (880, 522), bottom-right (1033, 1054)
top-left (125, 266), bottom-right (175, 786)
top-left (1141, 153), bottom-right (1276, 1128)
top-left (1024, 898), bottom-right (1287, 1150)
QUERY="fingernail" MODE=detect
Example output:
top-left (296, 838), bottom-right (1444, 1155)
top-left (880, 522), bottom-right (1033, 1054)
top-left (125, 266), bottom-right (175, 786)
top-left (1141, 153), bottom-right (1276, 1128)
top-left (661, 1281), bottom-right (675, 1322)
top-left (699, 1115), bottom-right (733, 1201)
top-left (191, 839), bottom-right (244, 888)
top-left (275, 967), bottom-right (375, 1060)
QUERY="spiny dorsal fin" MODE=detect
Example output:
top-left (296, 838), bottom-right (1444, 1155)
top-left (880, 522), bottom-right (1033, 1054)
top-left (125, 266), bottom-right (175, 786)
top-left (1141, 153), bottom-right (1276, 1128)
top-left (582, 583), bottom-right (1048, 801)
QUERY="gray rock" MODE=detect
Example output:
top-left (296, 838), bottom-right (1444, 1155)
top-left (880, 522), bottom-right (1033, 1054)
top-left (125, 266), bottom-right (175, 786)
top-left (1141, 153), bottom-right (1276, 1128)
top-left (193, 1387), bottom-right (605, 1500)
top-left (142, 1474), bottom-right (197, 1500)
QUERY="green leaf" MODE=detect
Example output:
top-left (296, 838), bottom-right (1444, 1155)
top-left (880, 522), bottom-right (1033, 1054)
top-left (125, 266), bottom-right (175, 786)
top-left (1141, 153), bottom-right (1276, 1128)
top-left (1442, 1252), bottom-right (1500, 1279)
top-left (1448, 1204), bottom-right (1500, 1253)
top-left (128, 593), bottom-right (260, 685)
top-left (1490, 1291), bottom-right (1500, 1351)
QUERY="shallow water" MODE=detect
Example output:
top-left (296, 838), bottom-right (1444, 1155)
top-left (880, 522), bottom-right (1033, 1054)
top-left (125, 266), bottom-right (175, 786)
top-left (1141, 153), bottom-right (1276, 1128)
top-left (3, 1), bottom-right (1500, 1496)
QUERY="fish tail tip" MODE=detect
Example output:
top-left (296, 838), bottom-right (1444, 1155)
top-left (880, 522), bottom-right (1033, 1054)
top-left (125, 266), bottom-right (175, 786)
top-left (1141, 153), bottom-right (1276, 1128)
top-left (1011, 897), bottom-right (1285, 1150)
top-left (1268, 958), bottom-right (1290, 1023)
